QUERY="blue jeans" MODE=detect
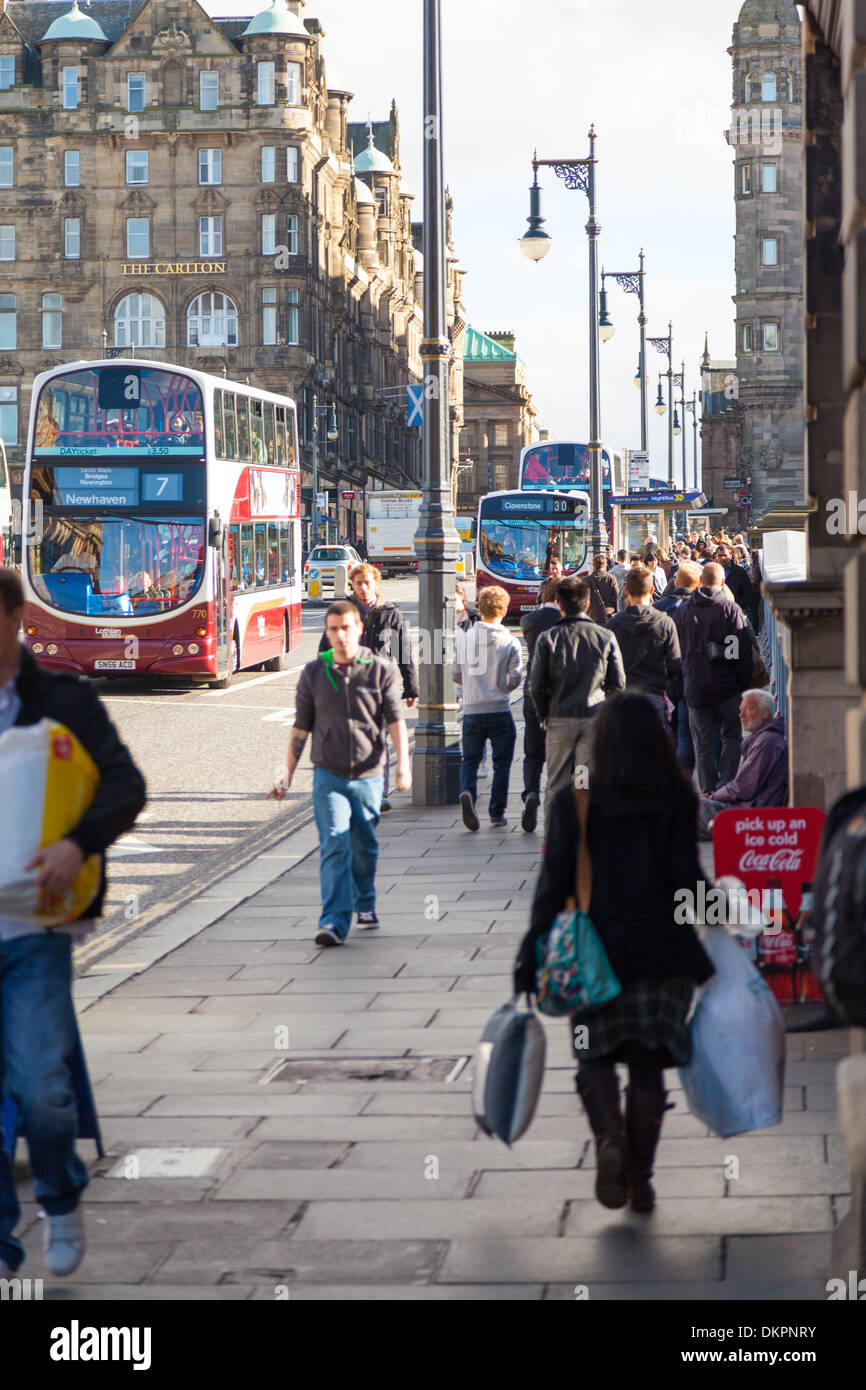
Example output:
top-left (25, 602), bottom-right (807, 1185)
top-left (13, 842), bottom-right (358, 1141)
top-left (676, 697), bottom-right (696, 770)
top-left (0, 932), bottom-right (89, 1273)
top-left (460, 711), bottom-right (517, 819)
top-left (312, 768), bottom-right (384, 940)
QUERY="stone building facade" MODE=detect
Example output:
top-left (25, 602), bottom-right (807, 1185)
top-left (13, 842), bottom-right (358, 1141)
top-left (457, 327), bottom-right (538, 514)
top-left (727, 0), bottom-right (805, 519)
top-left (0, 0), bottom-right (464, 545)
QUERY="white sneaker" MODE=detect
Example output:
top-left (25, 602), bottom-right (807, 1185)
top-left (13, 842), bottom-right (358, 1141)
top-left (43, 1208), bottom-right (85, 1277)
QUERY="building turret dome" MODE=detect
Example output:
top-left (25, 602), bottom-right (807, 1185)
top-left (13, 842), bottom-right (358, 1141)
top-left (40, 0), bottom-right (108, 43)
top-left (736, 0), bottom-right (798, 22)
top-left (353, 123), bottom-right (395, 175)
top-left (241, 0), bottom-right (308, 39)
top-left (354, 176), bottom-right (376, 207)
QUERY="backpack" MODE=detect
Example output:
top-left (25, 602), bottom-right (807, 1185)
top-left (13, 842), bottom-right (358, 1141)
top-left (811, 787), bottom-right (866, 1025)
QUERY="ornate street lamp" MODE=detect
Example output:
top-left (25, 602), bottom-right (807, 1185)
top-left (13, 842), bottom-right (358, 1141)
top-left (648, 323), bottom-right (675, 484)
top-left (601, 249), bottom-right (648, 452)
top-left (520, 129), bottom-right (607, 556)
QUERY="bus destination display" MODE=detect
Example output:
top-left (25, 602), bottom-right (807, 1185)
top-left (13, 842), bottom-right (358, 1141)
top-left (53, 467), bottom-right (191, 507)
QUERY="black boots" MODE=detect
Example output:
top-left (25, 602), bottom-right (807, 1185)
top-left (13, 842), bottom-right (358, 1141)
top-left (624, 1086), bottom-right (666, 1213)
top-left (576, 1069), bottom-right (628, 1210)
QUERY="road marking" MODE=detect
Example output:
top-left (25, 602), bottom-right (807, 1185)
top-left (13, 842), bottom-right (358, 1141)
top-left (261, 707), bottom-right (296, 725)
top-left (200, 664), bottom-right (308, 699)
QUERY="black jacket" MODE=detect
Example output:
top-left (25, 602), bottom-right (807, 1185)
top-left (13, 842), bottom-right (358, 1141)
top-left (521, 604), bottom-right (561, 717)
top-left (319, 595), bottom-right (419, 700)
top-left (529, 614), bottom-right (625, 722)
top-left (12, 646), bottom-right (147, 920)
top-left (677, 587), bottom-right (752, 708)
top-left (725, 561), bottom-right (754, 617)
top-left (514, 782), bottom-right (715, 995)
top-left (295, 646), bottom-right (404, 780)
top-left (607, 604), bottom-right (681, 698)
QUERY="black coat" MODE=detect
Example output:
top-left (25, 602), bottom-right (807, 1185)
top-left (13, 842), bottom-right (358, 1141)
top-left (12, 646), bottom-right (147, 919)
top-left (586, 571), bottom-right (618, 625)
top-left (607, 604), bottom-right (682, 698)
top-left (676, 588), bottom-right (752, 708)
top-left (319, 595), bottom-right (419, 700)
top-left (521, 604), bottom-right (561, 716)
top-left (514, 783), bottom-right (714, 995)
top-left (725, 561), bottom-right (754, 617)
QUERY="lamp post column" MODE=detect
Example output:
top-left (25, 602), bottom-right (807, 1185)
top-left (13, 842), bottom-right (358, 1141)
top-left (666, 325), bottom-right (674, 485)
top-left (586, 126), bottom-right (606, 558)
top-left (679, 363), bottom-right (687, 490)
top-left (413, 0), bottom-right (461, 806)
top-left (311, 389), bottom-right (319, 549)
top-left (638, 249), bottom-right (648, 454)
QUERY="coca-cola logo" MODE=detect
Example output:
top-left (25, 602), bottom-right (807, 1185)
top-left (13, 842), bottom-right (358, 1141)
top-left (738, 848), bottom-right (804, 873)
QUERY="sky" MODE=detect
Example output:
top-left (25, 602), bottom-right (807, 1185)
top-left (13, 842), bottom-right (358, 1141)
top-left (202, 0), bottom-right (778, 486)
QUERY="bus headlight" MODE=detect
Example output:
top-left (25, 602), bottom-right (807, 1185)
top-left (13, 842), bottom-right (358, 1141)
top-left (31, 642), bottom-right (44, 654)
top-left (187, 643), bottom-right (200, 655)
top-left (172, 643), bottom-right (184, 656)
top-left (26, 625), bottom-right (37, 636)
top-left (46, 644), bottom-right (58, 656)
top-left (195, 626), bottom-right (206, 638)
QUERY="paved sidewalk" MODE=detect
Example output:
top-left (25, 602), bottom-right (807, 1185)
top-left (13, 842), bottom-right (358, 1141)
top-left (10, 723), bottom-right (851, 1301)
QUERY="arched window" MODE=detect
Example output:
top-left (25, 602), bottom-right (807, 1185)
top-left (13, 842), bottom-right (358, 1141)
top-left (744, 70), bottom-right (752, 102)
top-left (187, 291), bottom-right (238, 348)
top-left (114, 293), bottom-right (165, 349)
top-left (762, 72), bottom-right (776, 102)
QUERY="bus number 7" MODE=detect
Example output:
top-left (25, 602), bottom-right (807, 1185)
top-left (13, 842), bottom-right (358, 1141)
top-left (154, 476), bottom-right (169, 496)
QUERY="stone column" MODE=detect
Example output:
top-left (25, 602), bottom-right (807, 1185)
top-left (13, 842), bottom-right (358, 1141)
top-left (764, 15), bottom-right (859, 813)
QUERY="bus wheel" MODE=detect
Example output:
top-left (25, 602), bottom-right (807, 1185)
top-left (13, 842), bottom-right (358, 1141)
top-left (210, 630), bottom-right (239, 689)
top-left (265, 617), bottom-right (291, 672)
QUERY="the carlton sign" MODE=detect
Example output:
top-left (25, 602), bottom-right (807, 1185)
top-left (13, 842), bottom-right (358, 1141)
top-left (120, 261), bottom-right (226, 277)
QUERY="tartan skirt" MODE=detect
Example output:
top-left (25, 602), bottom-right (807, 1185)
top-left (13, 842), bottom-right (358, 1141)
top-left (570, 978), bottom-right (697, 1067)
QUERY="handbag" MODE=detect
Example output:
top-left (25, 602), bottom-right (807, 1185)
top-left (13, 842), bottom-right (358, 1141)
top-left (472, 996), bottom-right (547, 1145)
top-left (535, 789), bottom-right (621, 1017)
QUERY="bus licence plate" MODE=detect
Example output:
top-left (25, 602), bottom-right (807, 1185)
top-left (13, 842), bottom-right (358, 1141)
top-left (94, 660), bottom-right (136, 670)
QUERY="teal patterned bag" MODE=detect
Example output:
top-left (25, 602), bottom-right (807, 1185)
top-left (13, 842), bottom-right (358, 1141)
top-left (535, 789), bottom-right (621, 1018)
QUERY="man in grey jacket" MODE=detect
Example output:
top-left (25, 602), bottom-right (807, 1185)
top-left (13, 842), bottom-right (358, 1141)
top-left (271, 601), bottom-right (409, 945)
top-left (531, 575), bottom-right (626, 834)
top-left (452, 585), bottom-right (523, 830)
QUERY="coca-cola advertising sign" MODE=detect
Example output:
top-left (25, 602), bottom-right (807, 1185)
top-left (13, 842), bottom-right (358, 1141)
top-left (712, 807), bottom-right (825, 919)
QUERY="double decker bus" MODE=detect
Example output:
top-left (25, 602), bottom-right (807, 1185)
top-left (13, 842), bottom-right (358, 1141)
top-left (520, 440), bottom-right (615, 544)
top-left (475, 489), bottom-right (590, 616)
top-left (20, 359), bottom-right (300, 687)
top-left (0, 441), bottom-right (12, 568)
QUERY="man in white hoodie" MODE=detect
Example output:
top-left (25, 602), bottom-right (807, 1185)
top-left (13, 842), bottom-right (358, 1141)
top-left (452, 585), bottom-right (523, 830)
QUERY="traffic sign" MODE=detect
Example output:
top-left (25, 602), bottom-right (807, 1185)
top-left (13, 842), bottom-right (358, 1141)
top-left (407, 384), bottom-right (424, 427)
top-left (736, 491), bottom-right (751, 506)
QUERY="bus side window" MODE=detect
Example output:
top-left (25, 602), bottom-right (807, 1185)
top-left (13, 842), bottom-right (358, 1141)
top-left (287, 407), bottom-right (297, 466)
top-left (280, 520), bottom-right (293, 584)
top-left (267, 522), bottom-right (280, 585)
top-left (263, 403), bottom-right (275, 467)
top-left (250, 401), bottom-right (264, 464)
top-left (224, 394), bottom-right (237, 459)
top-left (237, 396), bottom-right (250, 461)
top-left (254, 522), bottom-right (266, 585)
top-left (240, 522), bottom-right (254, 589)
top-left (275, 406), bottom-right (286, 466)
top-left (214, 391), bottom-right (225, 459)
top-left (228, 525), bottom-right (240, 590)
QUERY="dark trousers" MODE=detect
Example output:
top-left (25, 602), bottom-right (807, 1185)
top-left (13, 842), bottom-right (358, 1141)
top-left (576, 1041), bottom-right (666, 1096)
top-left (522, 700), bottom-right (546, 801)
top-left (460, 711), bottom-right (517, 819)
top-left (688, 695), bottom-right (742, 794)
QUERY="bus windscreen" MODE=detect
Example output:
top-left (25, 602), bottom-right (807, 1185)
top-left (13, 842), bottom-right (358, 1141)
top-left (33, 367), bottom-right (205, 456)
top-left (478, 495), bottom-right (588, 580)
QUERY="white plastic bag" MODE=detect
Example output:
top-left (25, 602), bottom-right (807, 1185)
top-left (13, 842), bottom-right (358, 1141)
top-left (678, 925), bottom-right (785, 1138)
top-left (0, 720), bottom-right (102, 925)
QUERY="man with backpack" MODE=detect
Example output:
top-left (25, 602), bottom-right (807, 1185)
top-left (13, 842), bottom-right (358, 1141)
top-left (677, 562), bottom-right (753, 793)
top-left (608, 566), bottom-right (681, 727)
top-left (520, 579), bottom-right (561, 832)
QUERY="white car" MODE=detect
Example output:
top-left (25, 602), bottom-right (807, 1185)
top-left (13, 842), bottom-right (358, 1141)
top-left (303, 544), bottom-right (362, 597)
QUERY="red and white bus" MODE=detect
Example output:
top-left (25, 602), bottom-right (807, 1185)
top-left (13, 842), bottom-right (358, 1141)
top-left (475, 489), bottom-right (590, 616)
top-left (0, 441), bottom-right (13, 568)
top-left (20, 359), bottom-right (300, 687)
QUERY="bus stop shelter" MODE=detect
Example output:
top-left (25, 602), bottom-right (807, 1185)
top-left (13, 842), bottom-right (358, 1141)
top-left (610, 488), bottom-right (708, 552)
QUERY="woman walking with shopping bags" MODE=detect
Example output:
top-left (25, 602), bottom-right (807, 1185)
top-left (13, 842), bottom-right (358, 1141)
top-left (514, 691), bottom-right (714, 1213)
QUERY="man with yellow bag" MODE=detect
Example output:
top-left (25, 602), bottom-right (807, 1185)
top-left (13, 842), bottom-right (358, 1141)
top-left (0, 570), bottom-right (146, 1280)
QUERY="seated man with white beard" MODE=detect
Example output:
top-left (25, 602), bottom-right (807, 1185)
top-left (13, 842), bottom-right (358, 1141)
top-left (697, 688), bottom-right (788, 839)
